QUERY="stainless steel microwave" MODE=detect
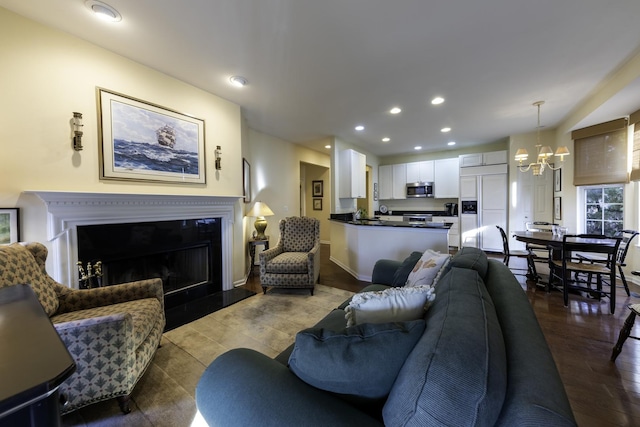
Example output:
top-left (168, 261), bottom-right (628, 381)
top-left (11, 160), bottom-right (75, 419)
top-left (406, 182), bottom-right (434, 198)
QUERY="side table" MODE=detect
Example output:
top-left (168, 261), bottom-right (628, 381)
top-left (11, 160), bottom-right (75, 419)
top-left (249, 237), bottom-right (269, 277)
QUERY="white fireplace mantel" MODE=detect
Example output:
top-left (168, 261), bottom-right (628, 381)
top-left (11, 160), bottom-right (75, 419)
top-left (28, 191), bottom-right (238, 290)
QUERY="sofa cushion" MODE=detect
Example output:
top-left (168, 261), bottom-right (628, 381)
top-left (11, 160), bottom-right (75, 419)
top-left (0, 243), bottom-right (59, 316)
top-left (391, 251), bottom-right (423, 287)
top-left (446, 246), bottom-right (489, 279)
top-left (344, 285), bottom-right (435, 327)
top-left (289, 320), bottom-right (426, 399)
top-left (383, 266), bottom-right (507, 427)
top-left (405, 249), bottom-right (451, 288)
top-left (51, 297), bottom-right (162, 349)
top-left (264, 252), bottom-right (308, 274)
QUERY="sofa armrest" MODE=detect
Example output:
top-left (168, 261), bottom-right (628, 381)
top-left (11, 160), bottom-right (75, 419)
top-left (371, 259), bottom-right (402, 286)
top-left (197, 348), bottom-right (383, 427)
top-left (56, 278), bottom-right (164, 314)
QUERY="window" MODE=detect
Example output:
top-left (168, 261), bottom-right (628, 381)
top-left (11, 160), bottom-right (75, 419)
top-left (583, 185), bottom-right (624, 236)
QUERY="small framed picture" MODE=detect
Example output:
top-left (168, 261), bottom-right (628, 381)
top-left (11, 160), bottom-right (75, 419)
top-left (554, 168), bottom-right (562, 192)
top-left (313, 198), bottom-right (323, 211)
top-left (554, 197), bottom-right (562, 220)
top-left (243, 158), bottom-right (251, 203)
top-left (0, 208), bottom-right (20, 244)
top-left (312, 180), bottom-right (324, 197)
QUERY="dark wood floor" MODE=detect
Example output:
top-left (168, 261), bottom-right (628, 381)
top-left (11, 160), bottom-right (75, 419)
top-left (243, 244), bottom-right (640, 426)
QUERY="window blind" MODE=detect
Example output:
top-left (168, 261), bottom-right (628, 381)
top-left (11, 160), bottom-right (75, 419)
top-left (629, 108), bottom-right (640, 181)
top-left (571, 118), bottom-right (628, 186)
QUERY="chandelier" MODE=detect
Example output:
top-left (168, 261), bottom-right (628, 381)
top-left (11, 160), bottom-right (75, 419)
top-left (515, 101), bottom-right (570, 176)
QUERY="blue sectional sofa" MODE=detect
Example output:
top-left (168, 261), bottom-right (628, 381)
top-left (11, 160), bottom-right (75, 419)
top-left (196, 247), bottom-right (576, 426)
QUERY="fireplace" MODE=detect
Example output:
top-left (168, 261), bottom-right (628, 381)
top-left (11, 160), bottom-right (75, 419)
top-left (77, 218), bottom-right (223, 308)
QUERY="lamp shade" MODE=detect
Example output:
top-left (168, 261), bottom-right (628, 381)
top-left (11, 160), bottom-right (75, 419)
top-left (554, 146), bottom-right (570, 161)
top-left (514, 148), bottom-right (529, 162)
top-left (538, 146), bottom-right (553, 159)
top-left (247, 202), bottom-right (274, 218)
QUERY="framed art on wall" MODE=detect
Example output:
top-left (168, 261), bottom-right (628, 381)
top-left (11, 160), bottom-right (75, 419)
top-left (554, 197), bottom-right (562, 220)
top-left (554, 168), bottom-right (562, 192)
top-left (243, 158), bottom-right (251, 203)
top-left (312, 180), bottom-right (324, 197)
top-left (313, 199), bottom-right (323, 210)
top-left (0, 208), bottom-right (20, 244)
top-left (98, 88), bottom-right (206, 184)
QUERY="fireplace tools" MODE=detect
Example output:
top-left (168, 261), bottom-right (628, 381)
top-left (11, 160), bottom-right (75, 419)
top-left (77, 261), bottom-right (103, 289)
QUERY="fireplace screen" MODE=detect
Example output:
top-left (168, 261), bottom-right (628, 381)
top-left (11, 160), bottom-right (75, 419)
top-left (77, 218), bottom-right (222, 296)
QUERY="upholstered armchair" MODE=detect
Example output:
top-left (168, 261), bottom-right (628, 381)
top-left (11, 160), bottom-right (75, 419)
top-left (259, 216), bottom-right (320, 295)
top-left (0, 242), bottom-right (165, 415)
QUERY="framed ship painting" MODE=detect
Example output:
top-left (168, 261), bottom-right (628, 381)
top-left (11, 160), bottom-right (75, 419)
top-left (98, 88), bottom-right (206, 184)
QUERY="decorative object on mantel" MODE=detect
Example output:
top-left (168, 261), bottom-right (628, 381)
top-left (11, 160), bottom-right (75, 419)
top-left (72, 112), bottom-right (84, 151)
top-left (0, 208), bottom-right (20, 244)
top-left (97, 88), bottom-right (206, 184)
top-left (247, 201), bottom-right (275, 240)
top-left (514, 101), bottom-right (570, 176)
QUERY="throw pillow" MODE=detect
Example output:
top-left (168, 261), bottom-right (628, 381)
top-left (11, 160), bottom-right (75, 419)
top-left (404, 249), bottom-right (451, 288)
top-left (345, 285), bottom-right (435, 327)
top-left (0, 243), bottom-right (59, 316)
top-left (391, 251), bottom-right (423, 287)
top-left (289, 319), bottom-right (426, 399)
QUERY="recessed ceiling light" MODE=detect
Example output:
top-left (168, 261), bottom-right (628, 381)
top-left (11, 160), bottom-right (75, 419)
top-left (325, 145), bottom-right (331, 149)
top-left (382, 137), bottom-right (390, 142)
top-left (414, 146), bottom-right (422, 150)
top-left (229, 75), bottom-right (248, 87)
top-left (355, 125), bottom-right (364, 131)
top-left (448, 141), bottom-right (456, 146)
top-left (431, 97), bottom-right (445, 105)
top-left (441, 127), bottom-right (451, 133)
top-left (85, 0), bottom-right (121, 22)
top-left (390, 107), bottom-right (402, 114)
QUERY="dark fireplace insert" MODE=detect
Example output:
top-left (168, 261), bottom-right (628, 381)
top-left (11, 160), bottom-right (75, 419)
top-left (77, 218), bottom-right (223, 314)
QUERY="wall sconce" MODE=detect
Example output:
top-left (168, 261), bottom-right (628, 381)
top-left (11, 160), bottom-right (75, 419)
top-left (72, 112), bottom-right (84, 151)
top-left (215, 145), bottom-right (222, 170)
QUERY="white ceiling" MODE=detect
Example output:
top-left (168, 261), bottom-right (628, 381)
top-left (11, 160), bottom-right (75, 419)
top-left (4, 0), bottom-right (640, 157)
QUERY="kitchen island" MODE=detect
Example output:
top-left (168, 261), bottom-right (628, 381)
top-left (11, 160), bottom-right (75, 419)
top-left (329, 219), bottom-right (452, 281)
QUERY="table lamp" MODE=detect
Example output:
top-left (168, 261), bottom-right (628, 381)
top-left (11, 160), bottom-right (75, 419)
top-left (247, 201), bottom-right (274, 240)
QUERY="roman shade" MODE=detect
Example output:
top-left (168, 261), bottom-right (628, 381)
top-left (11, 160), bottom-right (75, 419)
top-left (571, 118), bottom-right (628, 186)
top-left (629, 108), bottom-right (640, 181)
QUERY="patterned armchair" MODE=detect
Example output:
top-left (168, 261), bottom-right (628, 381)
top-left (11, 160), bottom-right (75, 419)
top-left (259, 216), bottom-right (320, 295)
top-left (0, 242), bottom-right (165, 415)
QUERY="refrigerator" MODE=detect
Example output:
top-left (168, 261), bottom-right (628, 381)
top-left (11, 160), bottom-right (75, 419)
top-left (459, 166), bottom-right (507, 252)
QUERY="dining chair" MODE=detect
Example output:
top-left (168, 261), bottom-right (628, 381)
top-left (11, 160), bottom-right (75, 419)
top-left (524, 221), bottom-right (558, 284)
top-left (549, 234), bottom-right (621, 314)
top-left (496, 225), bottom-right (532, 278)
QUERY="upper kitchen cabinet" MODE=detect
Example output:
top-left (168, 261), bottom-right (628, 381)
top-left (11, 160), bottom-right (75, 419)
top-left (378, 164), bottom-right (407, 200)
top-left (459, 150), bottom-right (507, 168)
top-left (339, 149), bottom-right (366, 198)
top-left (406, 161), bottom-right (434, 183)
top-left (434, 157), bottom-right (459, 198)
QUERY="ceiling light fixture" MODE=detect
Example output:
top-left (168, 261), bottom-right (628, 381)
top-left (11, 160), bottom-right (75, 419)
top-left (448, 141), bottom-right (456, 146)
top-left (382, 137), bottom-right (390, 142)
top-left (431, 97), bottom-right (445, 105)
top-left (515, 101), bottom-right (570, 176)
top-left (414, 146), bottom-right (422, 150)
top-left (229, 75), bottom-right (248, 88)
top-left (355, 125), bottom-right (364, 131)
top-left (390, 107), bottom-right (402, 114)
top-left (441, 127), bottom-right (451, 133)
top-left (85, 0), bottom-right (122, 22)
top-left (325, 145), bottom-right (331, 149)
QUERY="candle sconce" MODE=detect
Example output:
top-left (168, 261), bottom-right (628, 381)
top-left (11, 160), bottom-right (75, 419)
top-left (77, 260), bottom-right (103, 289)
top-left (72, 112), bottom-right (84, 151)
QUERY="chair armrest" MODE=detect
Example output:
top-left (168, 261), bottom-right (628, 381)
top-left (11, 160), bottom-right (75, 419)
top-left (56, 278), bottom-right (164, 314)
top-left (259, 244), bottom-right (284, 266)
top-left (308, 243), bottom-right (321, 283)
top-left (196, 348), bottom-right (383, 427)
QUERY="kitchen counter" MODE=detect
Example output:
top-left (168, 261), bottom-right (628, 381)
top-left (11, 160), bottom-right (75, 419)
top-left (329, 219), bottom-right (450, 281)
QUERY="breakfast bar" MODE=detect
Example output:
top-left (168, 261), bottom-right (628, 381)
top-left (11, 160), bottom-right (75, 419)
top-left (329, 219), bottom-right (451, 281)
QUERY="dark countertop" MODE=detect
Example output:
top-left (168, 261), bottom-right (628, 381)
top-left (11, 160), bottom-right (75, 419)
top-left (375, 210), bottom-right (458, 217)
top-left (330, 218), bottom-right (452, 229)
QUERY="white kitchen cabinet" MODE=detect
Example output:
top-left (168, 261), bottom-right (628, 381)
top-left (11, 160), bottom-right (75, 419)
top-left (433, 216), bottom-right (459, 248)
top-left (406, 161), bottom-right (434, 183)
top-left (459, 150), bottom-right (507, 167)
top-left (479, 173), bottom-right (508, 252)
top-left (378, 165), bottom-right (393, 200)
top-left (459, 175), bottom-right (478, 200)
top-left (339, 149), bottom-right (366, 198)
top-left (392, 164), bottom-right (407, 199)
top-left (434, 158), bottom-right (459, 198)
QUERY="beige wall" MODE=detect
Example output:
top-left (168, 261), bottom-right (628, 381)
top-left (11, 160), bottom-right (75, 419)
top-left (0, 9), bottom-right (248, 282)
top-left (303, 163), bottom-right (330, 243)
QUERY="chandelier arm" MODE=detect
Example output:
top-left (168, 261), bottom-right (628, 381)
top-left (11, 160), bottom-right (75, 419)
top-left (518, 163), bottom-right (534, 173)
top-left (546, 163), bottom-right (562, 171)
